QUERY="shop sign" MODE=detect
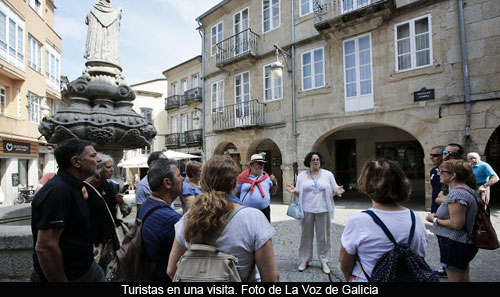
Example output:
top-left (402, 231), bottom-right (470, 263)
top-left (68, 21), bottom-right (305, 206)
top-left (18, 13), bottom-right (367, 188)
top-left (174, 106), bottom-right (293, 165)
top-left (3, 141), bottom-right (31, 154)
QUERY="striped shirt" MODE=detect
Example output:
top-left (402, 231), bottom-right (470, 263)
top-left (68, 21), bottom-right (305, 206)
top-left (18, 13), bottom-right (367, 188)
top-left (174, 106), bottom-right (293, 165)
top-left (431, 186), bottom-right (478, 244)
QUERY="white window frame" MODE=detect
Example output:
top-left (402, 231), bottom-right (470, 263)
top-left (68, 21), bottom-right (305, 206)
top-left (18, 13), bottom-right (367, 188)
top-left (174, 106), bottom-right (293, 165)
top-left (211, 21), bottom-right (223, 57)
top-left (341, 0), bottom-right (372, 14)
top-left (343, 33), bottom-right (374, 112)
top-left (45, 42), bottom-right (61, 92)
top-left (29, 0), bottom-right (43, 16)
top-left (262, 0), bottom-right (280, 33)
top-left (301, 47), bottom-right (325, 91)
top-left (0, 2), bottom-right (24, 70)
top-left (28, 34), bottom-right (42, 72)
top-left (28, 93), bottom-right (40, 124)
top-left (394, 14), bottom-right (433, 72)
top-left (211, 80), bottom-right (224, 113)
top-left (0, 85), bottom-right (6, 115)
top-left (182, 79), bottom-right (188, 93)
top-left (181, 113), bottom-right (189, 133)
top-left (171, 116), bottom-right (178, 133)
top-left (192, 74), bottom-right (200, 88)
top-left (263, 63), bottom-right (282, 102)
top-left (171, 82), bottom-right (178, 95)
top-left (300, 0), bottom-right (322, 17)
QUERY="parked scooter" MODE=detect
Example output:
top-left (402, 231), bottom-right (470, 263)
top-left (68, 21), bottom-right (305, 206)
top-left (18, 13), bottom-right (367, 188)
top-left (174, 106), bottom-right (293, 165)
top-left (14, 186), bottom-right (35, 204)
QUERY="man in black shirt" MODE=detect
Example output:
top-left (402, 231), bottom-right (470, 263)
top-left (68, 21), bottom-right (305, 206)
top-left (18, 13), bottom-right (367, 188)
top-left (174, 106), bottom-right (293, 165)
top-left (31, 138), bottom-right (103, 282)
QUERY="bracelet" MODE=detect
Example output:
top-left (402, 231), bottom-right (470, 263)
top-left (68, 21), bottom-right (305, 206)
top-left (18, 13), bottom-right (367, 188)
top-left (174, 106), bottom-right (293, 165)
top-left (433, 217), bottom-right (438, 225)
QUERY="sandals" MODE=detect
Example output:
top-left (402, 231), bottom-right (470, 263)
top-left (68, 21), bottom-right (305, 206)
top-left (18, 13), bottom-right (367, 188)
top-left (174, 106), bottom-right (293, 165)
top-left (298, 262), bottom-right (308, 272)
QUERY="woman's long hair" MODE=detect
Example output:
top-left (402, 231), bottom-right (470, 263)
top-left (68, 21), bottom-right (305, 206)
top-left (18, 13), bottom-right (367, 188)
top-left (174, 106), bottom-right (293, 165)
top-left (184, 155), bottom-right (240, 244)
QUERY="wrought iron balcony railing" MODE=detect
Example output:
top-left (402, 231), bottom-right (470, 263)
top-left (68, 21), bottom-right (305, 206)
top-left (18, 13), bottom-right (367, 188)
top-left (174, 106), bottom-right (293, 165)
top-left (216, 28), bottom-right (259, 68)
top-left (184, 87), bottom-right (202, 105)
top-left (165, 95), bottom-right (184, 110)
top-left (314, 0), bottom-right (390, 26)
top-left (212, 100), bottom-right (264, 132)
top-left (165, 133), bottom-right (180, 147)
top-left (185, 129), bottom-right (202, 145)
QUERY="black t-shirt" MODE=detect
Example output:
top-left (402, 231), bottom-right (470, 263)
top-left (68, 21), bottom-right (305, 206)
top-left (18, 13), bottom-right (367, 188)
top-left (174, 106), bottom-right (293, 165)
top-left (85, 180), bottom-right (117, 244)
top-left (31, 169), bottom-right (93, 281)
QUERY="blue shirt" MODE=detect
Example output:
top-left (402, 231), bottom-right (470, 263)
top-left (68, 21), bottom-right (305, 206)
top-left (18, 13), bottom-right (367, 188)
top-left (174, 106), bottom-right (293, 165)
top-left (181, 180), bottom-right (202, 211)
top-left (236, 173), bottom-right (272, 210)
top-left (472, 161), bottom-right (496, 185)
top-left (138, 198), bottom-right (181, 281)
top-left (135, 175), bottom-right (151, 206)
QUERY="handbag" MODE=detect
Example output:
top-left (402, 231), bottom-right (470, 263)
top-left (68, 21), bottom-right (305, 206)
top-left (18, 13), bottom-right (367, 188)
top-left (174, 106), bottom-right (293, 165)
top-left (287, 193), bottom-right (303, 220)
top-left (463, 186), bottom-right (500, 250)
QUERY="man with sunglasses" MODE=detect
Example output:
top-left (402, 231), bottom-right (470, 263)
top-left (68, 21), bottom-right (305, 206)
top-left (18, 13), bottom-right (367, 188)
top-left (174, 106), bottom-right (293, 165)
top-left (430, 146), bottom-right (446, 213)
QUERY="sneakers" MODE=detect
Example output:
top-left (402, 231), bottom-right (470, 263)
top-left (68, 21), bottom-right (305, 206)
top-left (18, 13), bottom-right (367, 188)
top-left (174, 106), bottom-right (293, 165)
top-left (322, 263), bottom-right (331, 274)
top-left (298, 262), bottom-right (308, 272)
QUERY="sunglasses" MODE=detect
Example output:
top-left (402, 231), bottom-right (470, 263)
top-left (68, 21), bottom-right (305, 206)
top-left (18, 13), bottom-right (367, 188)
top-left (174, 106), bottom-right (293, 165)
top-left (429, 153), bottom-right (441, 157)
top-left (442, 150), bottom-right (460, 156)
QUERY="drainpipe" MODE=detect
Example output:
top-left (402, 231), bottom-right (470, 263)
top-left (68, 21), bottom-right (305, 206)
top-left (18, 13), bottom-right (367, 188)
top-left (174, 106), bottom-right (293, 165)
top-left (458, 0), bottom-right (471, 145)
top-left (291, 0), bottom-right (298, 183)
top-left (197, 22), bottom-right (206, 162)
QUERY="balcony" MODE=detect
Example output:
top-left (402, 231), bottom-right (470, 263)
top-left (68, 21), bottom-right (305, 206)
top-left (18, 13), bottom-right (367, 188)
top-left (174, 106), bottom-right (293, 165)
top-left (314, 0), bottom-right (394, 30)
top-left (165, 95), bottom-right (183, 110)
top-left (185, 129), bottom-right (202, 146)
top-left (184, 87), bottom-right (202, 105)
top-left (216, 28), bottom-right (259, 69)
top-left (165, 133), bottom-right (180, 147)
top-left (212, 100), bottom-right (265, 132)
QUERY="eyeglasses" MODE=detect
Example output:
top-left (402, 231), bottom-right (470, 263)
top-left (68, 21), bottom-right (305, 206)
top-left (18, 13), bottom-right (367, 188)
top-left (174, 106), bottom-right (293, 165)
top-left (429, 154), bottom-right (441, 158)
top-left (442, 150), bottom-right (460, 156)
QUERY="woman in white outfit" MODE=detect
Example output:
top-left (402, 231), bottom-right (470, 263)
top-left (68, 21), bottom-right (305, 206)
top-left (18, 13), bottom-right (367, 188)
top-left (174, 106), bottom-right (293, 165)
top-left (287, 152), bottom-right (344, 274)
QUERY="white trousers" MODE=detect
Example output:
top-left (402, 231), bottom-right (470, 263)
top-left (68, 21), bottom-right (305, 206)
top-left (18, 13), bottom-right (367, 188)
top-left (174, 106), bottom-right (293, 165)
top-left (299, 211), bottom-right (331, 264)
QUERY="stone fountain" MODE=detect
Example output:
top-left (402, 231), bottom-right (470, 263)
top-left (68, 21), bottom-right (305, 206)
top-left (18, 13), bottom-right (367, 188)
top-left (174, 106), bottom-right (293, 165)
top-left (38, 0), bottom-right (156, 163)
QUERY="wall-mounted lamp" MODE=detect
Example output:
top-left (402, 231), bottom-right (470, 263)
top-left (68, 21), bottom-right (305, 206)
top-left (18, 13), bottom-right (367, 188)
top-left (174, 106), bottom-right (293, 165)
top-left (271, 44), bottom-right (291, 80)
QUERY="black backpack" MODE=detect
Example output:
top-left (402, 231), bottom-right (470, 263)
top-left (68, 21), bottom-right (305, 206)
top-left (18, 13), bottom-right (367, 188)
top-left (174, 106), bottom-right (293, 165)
top-left (358, 210), bottom-right (438, 282)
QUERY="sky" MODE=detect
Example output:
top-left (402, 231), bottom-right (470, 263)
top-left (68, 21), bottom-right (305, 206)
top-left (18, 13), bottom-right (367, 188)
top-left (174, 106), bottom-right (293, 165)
top-left (54, 0), bottom-right (221, 85)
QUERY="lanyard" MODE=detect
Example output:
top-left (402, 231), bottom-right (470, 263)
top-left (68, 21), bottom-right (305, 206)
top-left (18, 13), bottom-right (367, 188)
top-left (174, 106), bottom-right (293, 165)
top-left (309, 169), bottom-right (320, 189)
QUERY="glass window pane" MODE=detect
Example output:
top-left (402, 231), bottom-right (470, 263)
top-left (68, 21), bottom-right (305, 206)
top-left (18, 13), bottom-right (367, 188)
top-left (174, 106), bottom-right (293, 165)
top-left (344, 40), bottom-right (355, 55)
top-left (346, 68), bottom-right (356, 83)
top-left (397, 23), bottom-right (410, 39)
top-left (314, 48), bottom-right (323, 62)
top-left (303, 77), bottom-right (312, 90)
top-left (415, 33), bottom-right (429, 51)
top-left (360, 65), bottom-right (371, 80)
top-left (359, 50), bottom-right (370, 65)
top-left (315, 73), bottom-right (324, 87)
top-left (302, 52), bottom-right (311, 65)
top-left (360, 81), bottom-right (371, 95)
top-left (303, 64), bottom-right (311, 77)
top-left (415, 18), bottom-right (429, 35)
top-left (314, 61), bottom-right (323, 75)
top-left (398, 54), bottom-right (411, 70)
top-left (416, 50), bottom-right (430, 67)
top-left (358, 35), bottom-right (370, 51)
top-left (397, 39), bottom-right (411, 55)
top-left (346, 83), bottom-right (356, 97)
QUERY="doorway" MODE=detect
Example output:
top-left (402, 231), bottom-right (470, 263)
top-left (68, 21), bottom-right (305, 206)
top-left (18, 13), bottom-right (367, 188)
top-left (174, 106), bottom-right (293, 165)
top-left (335, 139), bottom-right (357, 191)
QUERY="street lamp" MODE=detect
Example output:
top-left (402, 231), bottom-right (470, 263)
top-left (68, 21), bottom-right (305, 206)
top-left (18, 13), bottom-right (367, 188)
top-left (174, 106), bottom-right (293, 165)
top-left (271, 44), bottom-right (291, 80)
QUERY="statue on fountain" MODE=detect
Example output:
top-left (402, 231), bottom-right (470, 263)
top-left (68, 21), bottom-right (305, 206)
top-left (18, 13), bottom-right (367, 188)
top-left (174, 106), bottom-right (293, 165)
top-left (39, 0), bottom-right (156, 157)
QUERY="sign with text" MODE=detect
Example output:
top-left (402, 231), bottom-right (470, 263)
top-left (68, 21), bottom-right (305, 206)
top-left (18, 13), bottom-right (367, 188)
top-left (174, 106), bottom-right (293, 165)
top-left (414, 88), bottom-right (435, 102)
top-left (3, 141), bottom-right (31, 154)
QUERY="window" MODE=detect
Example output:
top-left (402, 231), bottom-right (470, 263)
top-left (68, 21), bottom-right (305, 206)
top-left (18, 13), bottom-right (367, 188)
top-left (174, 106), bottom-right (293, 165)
top-left (211, 80), bottom-right (224, 113)
top-left (342, 0), bottom-right (371, 14)
top-left (301, 47), bottom-right (325, 91)
top-left (300, 0), bottom-right (322, 17)
top-left (181, 113), bottom-right (188, 133)
top-left (192, 74), bottom-right (199, 88)
top-left (29, 0), bottom-right (43, 16)
top-left (45, 43), bottom-right (61, 91)
top-left (0, 3), bottom-right (24, 69)
top-left (182, 79), bottom-right (188, 93)
top-left (395, 15), bottom-right (432, 72)
top-left (263, 64), bottom-right (282, 101)
top-left (343, 33), bottom-right (373, 112)
top-left (211, 21), bottom-right (223, 56)
top-left (263, 0), bottom-right (280, 33)
top-left (0, 86), bottom-right (6, 115)
top-left (28, 93), bottom-right (40, 124)
top-left (28, 35), bottom-right (42, 72)
top-left (171, 116), bottom-right (178, 133)
top-left (140, 108), bottom-right (153, 123)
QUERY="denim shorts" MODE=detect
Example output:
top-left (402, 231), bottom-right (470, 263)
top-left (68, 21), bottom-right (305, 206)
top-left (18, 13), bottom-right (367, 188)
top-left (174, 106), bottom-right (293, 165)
top-left (438, 236), bottom-right (478, 271)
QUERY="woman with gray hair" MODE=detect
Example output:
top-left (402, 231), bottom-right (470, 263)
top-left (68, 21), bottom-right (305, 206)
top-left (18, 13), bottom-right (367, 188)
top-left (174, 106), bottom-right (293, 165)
top-left (84, 153), bottom-right (123, 281)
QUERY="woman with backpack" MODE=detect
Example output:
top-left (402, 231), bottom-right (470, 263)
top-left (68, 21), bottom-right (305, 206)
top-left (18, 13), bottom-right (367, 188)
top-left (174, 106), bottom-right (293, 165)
top-left (167, 155), bottom-right (279, 282)
top-left (425, 159), bottom-right (479, 282)
top-left (339, 159), bottom-right (429, 282)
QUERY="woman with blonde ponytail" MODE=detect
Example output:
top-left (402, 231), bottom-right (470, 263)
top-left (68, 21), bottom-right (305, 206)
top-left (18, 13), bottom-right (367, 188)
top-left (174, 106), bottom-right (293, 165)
top-left (167, 155), bottom-right (279, 282)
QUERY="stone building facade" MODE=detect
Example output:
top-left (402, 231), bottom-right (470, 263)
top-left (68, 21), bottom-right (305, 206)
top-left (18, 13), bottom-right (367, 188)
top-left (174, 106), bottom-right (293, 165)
top-left (162, 56), bottom-right (203, 159)
top-left (196, 0), bottom-right (500, 208)
top-left (0, 0), bottom-right (62, 205)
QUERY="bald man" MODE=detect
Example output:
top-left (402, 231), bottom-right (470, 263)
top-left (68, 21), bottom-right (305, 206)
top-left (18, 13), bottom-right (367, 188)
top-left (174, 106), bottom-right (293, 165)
top-left (468, 152), bottom-right (499, 204)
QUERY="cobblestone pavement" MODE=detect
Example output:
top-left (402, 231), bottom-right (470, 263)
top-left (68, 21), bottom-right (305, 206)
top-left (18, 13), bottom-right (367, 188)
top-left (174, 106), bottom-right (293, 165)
top-left (125, 193), bottom-right (500, 282)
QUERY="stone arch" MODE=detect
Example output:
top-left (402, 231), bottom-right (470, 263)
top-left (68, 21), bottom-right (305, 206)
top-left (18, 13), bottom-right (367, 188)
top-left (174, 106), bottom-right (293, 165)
top-left (485, 125), bottom-right (500, 206)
